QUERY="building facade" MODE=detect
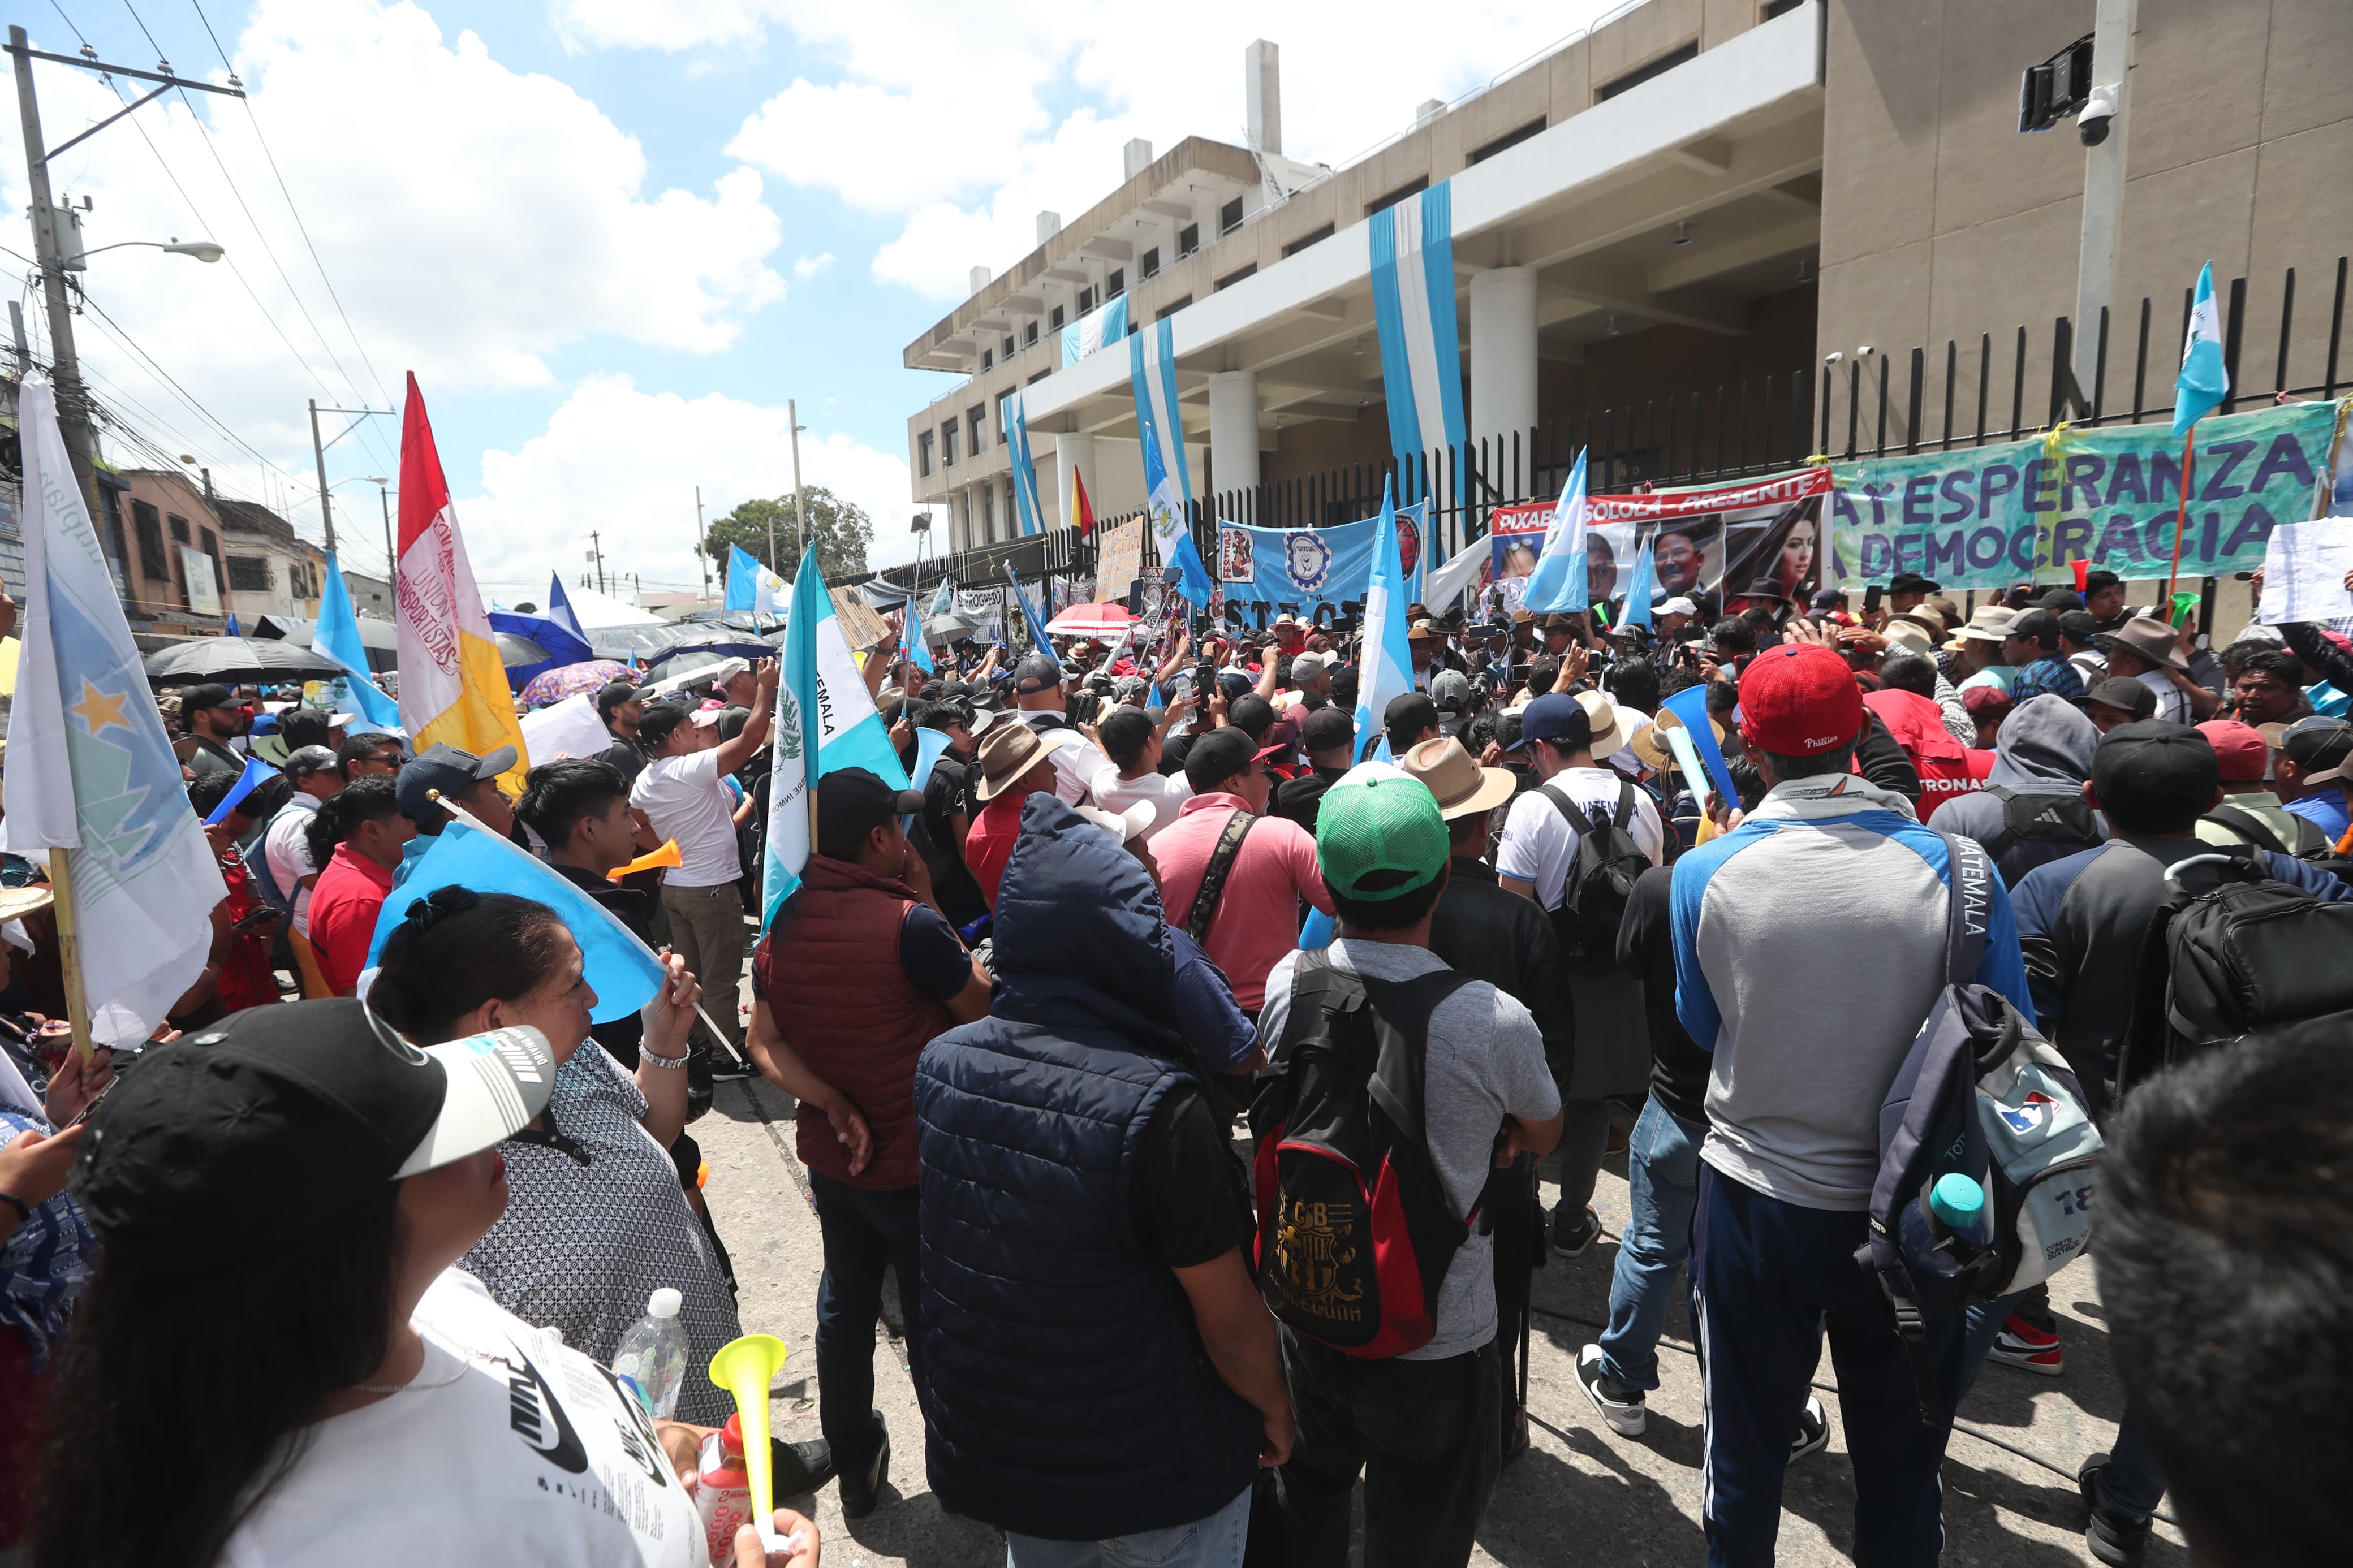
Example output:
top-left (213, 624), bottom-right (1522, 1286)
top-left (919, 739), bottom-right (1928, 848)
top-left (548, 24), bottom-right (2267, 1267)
top-left (213, 498), bottom-right (333, 621)
top-left (115, 469), bottom-right (232, 635)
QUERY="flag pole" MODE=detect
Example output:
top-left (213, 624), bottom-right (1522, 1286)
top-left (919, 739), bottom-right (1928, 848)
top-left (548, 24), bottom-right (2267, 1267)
top-left (2164, 426), bottom-right (2195, 605)
top-left (45, 849), bottom-right (96, 1064)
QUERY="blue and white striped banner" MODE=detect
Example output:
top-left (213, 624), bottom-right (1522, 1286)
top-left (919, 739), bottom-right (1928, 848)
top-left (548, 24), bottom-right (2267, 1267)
top-left (1008, 391), bottom-right (1045, 537)
top-left (1370, 182), bottom-right (1467, 500)
top-left (1128, 316), bottom-right (1215, 605)
top-left (1061, 292), bottom-right (1130, 366)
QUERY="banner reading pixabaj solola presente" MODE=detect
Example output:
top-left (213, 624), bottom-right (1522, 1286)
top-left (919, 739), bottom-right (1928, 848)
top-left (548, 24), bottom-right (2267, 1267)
top-left (1828, 399), bottom-right (2347, 590)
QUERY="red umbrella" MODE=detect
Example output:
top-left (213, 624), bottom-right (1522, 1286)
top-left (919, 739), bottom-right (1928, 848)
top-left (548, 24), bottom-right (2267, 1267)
top-left (1042, 601), bottom-right (1135, 637)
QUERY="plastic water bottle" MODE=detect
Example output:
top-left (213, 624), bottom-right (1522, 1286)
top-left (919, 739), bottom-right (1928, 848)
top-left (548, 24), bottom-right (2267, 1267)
top-left (612, 1288), bottom-right (689, 1419)
top-left (1926, 1172), bottom-right (1990, 1263)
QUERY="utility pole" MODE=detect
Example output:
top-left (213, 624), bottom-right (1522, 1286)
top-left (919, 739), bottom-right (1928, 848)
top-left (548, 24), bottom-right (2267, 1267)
top-left (589, 530), bottom-right (606, 595)
top-left (308, 398), bottom-right (337, 554)
top-left (695, 485), bottom-right (710, 602)
top-left (378, 482), bottom-right (395, 585)
top-left (9, 29), bottom-right (243, 521)
top-left (788, 398), bottom-right (807, 567)
top-left (2070, 0), bottom-right (2136, 408)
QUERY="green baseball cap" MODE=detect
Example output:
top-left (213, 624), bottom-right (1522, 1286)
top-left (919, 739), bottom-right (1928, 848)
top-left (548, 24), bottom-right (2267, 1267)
top-left (1316, 768), bottom-right (1449, 902)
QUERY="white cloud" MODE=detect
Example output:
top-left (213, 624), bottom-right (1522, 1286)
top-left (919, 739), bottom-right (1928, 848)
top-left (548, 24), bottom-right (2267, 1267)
top-left (551, 0), bottom-right (788, 51)
top-left (793, 251), bottom-right (835, 278)
top-left (463, 375), bottom-right (923, 601)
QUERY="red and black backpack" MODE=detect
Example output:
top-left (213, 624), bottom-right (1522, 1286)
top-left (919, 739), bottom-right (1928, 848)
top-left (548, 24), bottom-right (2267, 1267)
top-left (1251, 951), bottom-right (1476, 1358)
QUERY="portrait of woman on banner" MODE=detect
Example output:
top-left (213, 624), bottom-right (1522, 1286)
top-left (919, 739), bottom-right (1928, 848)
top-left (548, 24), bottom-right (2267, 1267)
top-left (1718, 498), bottom-right (1823, 605)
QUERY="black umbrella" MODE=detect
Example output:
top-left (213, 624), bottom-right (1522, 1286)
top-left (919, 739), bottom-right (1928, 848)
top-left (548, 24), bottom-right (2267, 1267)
top-left (643, 627), bottom-right (778, 670)
top-left (143, 636), bottom-right (350, 686)
top-left (494, 630), bottom-right (550, 667)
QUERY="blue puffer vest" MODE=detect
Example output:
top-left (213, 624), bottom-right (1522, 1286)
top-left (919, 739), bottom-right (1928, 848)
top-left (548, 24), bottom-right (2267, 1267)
top-left (913, 795), bottom-right (1262, 1541)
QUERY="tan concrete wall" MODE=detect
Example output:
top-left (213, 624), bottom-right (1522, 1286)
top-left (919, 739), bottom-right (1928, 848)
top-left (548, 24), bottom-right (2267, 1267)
top-left (1817, 0), bottom-right (2353, 451)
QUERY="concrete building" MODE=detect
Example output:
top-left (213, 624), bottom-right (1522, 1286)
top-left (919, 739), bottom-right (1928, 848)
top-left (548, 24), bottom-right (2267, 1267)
top-left (115, 469), bottom-right (232, 634)
top-left (214, 499), bottom-right (331, 621)
top-left (903, 0), bottom-right (2352, 561)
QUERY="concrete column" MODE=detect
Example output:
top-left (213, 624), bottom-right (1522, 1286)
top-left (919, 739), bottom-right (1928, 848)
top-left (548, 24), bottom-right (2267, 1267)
top-left (1053, 433), bottom-right (1097, 532)
top-left (1208, 372), bottom-right (1261, 511)
top-left (1469, 267), bottom-right (1539, 490)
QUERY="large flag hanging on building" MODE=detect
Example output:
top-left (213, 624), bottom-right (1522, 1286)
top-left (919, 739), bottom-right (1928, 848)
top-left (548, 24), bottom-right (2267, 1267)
top-left (1008, 392), bottom-right (1046, 537)
top-left (1348, 479), bottom-right (1417, 764)
top-left (1129, 317), bottom-right (1215, 605)
top-left (313, 551), bottom-right (402, 730)
top-left (1371, 181), bottom-right (1468, 499)
top-left (1520, 449), bottom-right (1593, 615)
top-left (397, 374), bottom-right (529, 791)
top-left (762, 545), bottom-right (913, 927)
top-left (1061, 292), bottom-right (1130, 366)
top-left (0, 377), bottom-right (225, 1045)
top-left (725, 544), bottom-right (789, 619)
top-left (2174, 261), bottom-right (2230, 438)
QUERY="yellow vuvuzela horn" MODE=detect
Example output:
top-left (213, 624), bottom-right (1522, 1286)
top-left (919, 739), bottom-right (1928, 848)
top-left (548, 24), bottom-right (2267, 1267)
top-left (707, 1334), bottom-right (790, 1539)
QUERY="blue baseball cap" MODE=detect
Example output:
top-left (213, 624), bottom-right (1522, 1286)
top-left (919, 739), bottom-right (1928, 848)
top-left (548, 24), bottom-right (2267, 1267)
top-left (1510, 693), bottom-right (1593, 753)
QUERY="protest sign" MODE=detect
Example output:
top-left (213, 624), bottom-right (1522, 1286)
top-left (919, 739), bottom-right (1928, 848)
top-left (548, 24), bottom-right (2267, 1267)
top-left (1094, 517), bottom-right (1144, 602)
top-left (1213, 503), bottom-right (1426, 610)
top-left (2255, 518), bottom-right (2353, 625)
top-left (1828, 400), bottom-right (2341, 590)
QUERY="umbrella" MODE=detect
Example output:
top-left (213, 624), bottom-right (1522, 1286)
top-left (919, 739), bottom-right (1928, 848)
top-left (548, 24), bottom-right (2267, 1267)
top-left (1043, 601), bottom-right (1134, 637)
top-left (144, 636), bottom-right (350, 686)
top-left (494, 630), bottom-right (551, 667)
top-left (644, 627), bottom-right (778, 670)
top-left (520, 659), bottom-right (632, 709)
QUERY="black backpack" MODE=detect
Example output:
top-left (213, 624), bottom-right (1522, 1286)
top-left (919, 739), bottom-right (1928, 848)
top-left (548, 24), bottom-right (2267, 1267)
top-left (1251, 952), bottom-right (1475, 1358)
top-left (1979, 786), bottom-right (2104, 877)
top-left (1540, 778), bottom-right (1650, 960)
top-left (2117, 849), bottom-right (2353, 1096)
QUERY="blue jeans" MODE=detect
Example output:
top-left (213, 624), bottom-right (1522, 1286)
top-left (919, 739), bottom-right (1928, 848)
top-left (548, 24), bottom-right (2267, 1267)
top-left (1596, 1095), bottom-right (1705, 1392)
top-left (808, 1171), bottom-right (923, 1476)
top-left (1005, 1484), bottom-right (1251, 1567)
top-left (1961, 1291), bottom-right (2167, 1519)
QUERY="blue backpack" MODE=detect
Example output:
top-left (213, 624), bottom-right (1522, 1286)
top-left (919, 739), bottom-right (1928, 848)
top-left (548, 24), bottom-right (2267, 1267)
top-left (1861, 832), bottom-right (2104, 1423)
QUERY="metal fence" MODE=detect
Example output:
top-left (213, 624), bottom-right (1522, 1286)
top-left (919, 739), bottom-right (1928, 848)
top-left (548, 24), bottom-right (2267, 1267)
top-left (874, 257), bottom-right (2348, 617)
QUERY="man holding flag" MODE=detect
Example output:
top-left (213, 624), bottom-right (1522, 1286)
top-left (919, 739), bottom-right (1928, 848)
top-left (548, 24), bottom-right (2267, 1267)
top-left (1350, 480), bottom-right (1419, 764)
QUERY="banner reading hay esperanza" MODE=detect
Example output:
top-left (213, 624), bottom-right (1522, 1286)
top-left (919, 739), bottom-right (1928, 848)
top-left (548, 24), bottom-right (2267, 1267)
top-left (1829, 400), bottom-right (2344, 590)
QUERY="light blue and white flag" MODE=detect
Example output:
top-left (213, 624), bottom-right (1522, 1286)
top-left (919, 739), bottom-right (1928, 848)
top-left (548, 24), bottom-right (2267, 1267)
top-left (1620, 531), bottom-right (1658, 631)
top-left (1520, 450), bottom-right (1592, 615)
top-left (1061, 292), bottom-right (1130, 365)
top-left (1348, 479), bottom-right (1417, 764)
top-left (1215, 503), bottom-right (1427, 610)
top-left (1008, 392), bottom-right (1046, 537)
top-left (1129, 317), bottom-right (1216, 606)
top-left (725, 543), bottom-right (789, 620)
top-left (314, 551), bottom-right (402, 730)
top-left (0, 376), bottom-right (226, 1046)
top-left (544, 573), bottom-right (588, 645)
top-left (928, 577), bottom-right (955, 619)
top-left (898, 597), bottom-right (934, 676)
top-left (762, 545), bottom-right (913, 927)
top-left (2174, 261), bottom-right (2230, 439)
top-left (1370, 182), bottom-right (1467, 498)
top-left (1003, 559), bottom-right (1058, 659)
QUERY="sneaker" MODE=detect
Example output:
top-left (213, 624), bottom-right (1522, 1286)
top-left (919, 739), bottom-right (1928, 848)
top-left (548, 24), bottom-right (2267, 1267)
top-left (1789, 1394), bottom-right (1830, 1462)
top-left (1575, 1344), bottom-right (1646, 1436)
top-left (1551, 1204), bottom-right (1602, 1259)
top-left (838, 1412), bottom-right (891, 1519)
top-left (2078, 1453), bottom-right (2152, 1566)
top-left (707, 1052), bottom-right (759, 1083)
top-left (1986, 1311), bottom-right (2066, 1375)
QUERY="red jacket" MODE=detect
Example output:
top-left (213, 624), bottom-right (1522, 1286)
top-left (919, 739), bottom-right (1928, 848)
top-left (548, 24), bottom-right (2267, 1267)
top-left (1862, 689), bottom-right (1992, 822)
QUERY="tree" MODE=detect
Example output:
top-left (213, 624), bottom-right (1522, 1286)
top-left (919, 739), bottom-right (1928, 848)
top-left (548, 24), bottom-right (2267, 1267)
top-left (701, 487), bottom-right (872, 581)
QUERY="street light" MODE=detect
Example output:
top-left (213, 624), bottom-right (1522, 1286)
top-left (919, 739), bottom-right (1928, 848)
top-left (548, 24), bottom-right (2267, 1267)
top-left (74, 237), bottom-right (225, 264)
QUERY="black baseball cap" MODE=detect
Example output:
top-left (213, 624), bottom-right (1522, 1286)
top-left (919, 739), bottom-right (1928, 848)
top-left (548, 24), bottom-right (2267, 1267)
top-left (2007, 608), bottom-right (2062, 649)
top-left (2281, 717), bottom-right (2353, 772)
top-left (1302, 706), bottom-right (1356, 754)
top-left (2041, 589), bottom-right (2087, 614)
top-left (816, 766), bottom-right (925, 860)
top-left (2090, 720), bottom-right (2217, 827)
top-left (596, 680), bottom-right (644, 719)
top-left (73, 1000), bottom-right (554, 1258)
top-left (1183, 726), bottom-right (1260, 794)
top-left (396, 741), bottom-right (518, 828)
top-left (2058, 610), bottom-right (2102, 645)
top-left (181, 682), bottom-right (237, 712)
top-left (1013, 653), bottom-right (1063, 695)
top-left (282, 744), bottom-right (341, 783)
top-left (1228, 693), bottom-right (1277, 742)
top-left (2083, 676), bottom-right (2157, 722)
top-left (1384, 692), bottom-right (1439, 740)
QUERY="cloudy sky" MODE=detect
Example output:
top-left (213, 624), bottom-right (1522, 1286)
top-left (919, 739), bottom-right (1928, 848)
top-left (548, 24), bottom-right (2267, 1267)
top-left (3, 0), bottom-right (1611, 601)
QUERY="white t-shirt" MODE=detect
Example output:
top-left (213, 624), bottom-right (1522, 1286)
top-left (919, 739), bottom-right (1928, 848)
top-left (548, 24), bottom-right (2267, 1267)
top-left (1092, 766), bottom-right (1193, 843)
top-left (220, 1269), bottom-right (704, 1568)
top-left (2138, 669), bottom-right (2190, 725)
top-left (1018, 713), bottom-right (1113, 807)
top-left (1494, 765), bottom-right (1666, 910)
top-left (630, 750), bottom-right (740, 888)
top-left (264, 794), bottom-right (322, 938)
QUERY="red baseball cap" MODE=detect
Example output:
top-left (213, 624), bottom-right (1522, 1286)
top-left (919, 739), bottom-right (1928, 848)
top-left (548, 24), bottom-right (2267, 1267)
top-left (2196, 719), bottom-right (2269, 783)
top-left (1738, 643), bottom-right (1864, 758)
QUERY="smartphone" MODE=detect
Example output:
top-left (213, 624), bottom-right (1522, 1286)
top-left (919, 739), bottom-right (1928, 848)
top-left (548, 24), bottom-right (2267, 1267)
top-left (1864, 583), bottom-right (1885, 614)
top-left (62, 1077), bottom-right (115, 1131)
top-left (231, 905), bottom-right (281, 933)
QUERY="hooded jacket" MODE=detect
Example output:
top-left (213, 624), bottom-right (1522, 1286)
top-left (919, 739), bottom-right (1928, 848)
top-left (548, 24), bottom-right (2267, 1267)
top-left (1861, 687), bottom-right (1992, 822)
top-left (912, 794), bottom-right (1261, 1540)
top-left (1930, 694), bottom-right (2108, 884)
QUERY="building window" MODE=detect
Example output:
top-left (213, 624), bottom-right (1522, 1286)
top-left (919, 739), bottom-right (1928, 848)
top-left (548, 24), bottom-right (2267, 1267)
top-left (942, 420), bottom-right (959, 466)
top-left (1366, 175), bottom-right (1429, 218)
top-left (1761, 0), bottom-right (1802, 16)
top-left (132, 502), bottom-right (167, 580)
top-left (997, 390), bottom-right (1015, 440)
top-left (1178, 223), bottom-right (1199, 257)
top-left (1049, 304), bottom-right (1066, 329)
top-left (919, 431), bottom-right (934, 477)
top-left (1078, 286), bottom-right (1096, 314)
top-left (1598, 40), bottom-right (1698, 100)
top-left (1215, 263), bottom-right (1257, 291)
top-left (168, 513), bottom-right (191, 545)
top-left (1156, 295), bottom-right (1192, 321)
top-left (288, 561), bottom-right (316, 599)
top-left (981, 348), bottom-right (993, 370)
top-left (1469, 118), bottom-right (1546, 163)
top-left (982, 484), bottom-right (997, 542)
top-left (1107, 267), bottom-right (1124, 297)
top-left (1025, 321), bottom-right (1039, 345)
top-left (226, 555), bottom-right (271, 594)
top-left (1003, 335), bottom-right (1015, 356)
top-left (1140, 246), bottom-right (1160, 279)
top-left (968, 405), bottom-right (986, 454)
top-left (1219, 196), bottom-right (1244, 235)
top-left (1282, 223), bottom-right (1334, 257)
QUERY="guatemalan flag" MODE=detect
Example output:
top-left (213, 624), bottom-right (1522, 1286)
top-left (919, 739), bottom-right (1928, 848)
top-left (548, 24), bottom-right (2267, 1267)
top-left (1061, 292), bottom-right (1130, 366)
top-left (1008, 392), bottom-right (1046, 537)
top-left (1348, 478), bottom-right (1417, 764)
top-left (395, 374), bottom-right (529, 792)
top-left (725, 544), bottom-right (789, 620)
top-left (1371, 181), bottom-right (1468, 498)
top-left (0, 376), bottom-right (226, 1046)
top-left (762, 545), bottom-right (913, 928)
top-left (2174, 261), bottom-right (2229, 438)
top-left (1520, 449), bottom-right (1593, 616)
top-left (313, 551), bottom-right (401, 731)
top-left (1130, 316), bottom-right (1216, 605)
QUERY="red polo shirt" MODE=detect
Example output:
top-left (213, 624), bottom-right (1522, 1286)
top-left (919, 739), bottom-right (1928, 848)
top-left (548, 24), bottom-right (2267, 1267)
top-left (1150, 793), bottom-right (1333, 1013)
top-left (964, 788), bottom-right (1034, 912)
top-left (308, 843), bottom-right (395, 996)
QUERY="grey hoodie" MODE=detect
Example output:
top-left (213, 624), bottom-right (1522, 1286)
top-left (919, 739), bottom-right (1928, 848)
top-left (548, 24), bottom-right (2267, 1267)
top-left (1932, 694), bottom-right (2108, 883)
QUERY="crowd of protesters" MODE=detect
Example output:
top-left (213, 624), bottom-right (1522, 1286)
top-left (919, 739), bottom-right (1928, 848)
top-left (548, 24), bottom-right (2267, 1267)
top-left (2, 559), bottom-right (2352, 1568)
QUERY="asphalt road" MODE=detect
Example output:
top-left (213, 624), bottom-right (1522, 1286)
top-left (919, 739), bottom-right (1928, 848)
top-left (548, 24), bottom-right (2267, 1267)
top-left (696, 1074), bottom-right (2180, 1567)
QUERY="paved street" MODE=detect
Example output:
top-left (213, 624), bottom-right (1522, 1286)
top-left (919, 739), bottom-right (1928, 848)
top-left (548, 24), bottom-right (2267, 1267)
top-left (696, 1075), bottom-right (2183, 1567)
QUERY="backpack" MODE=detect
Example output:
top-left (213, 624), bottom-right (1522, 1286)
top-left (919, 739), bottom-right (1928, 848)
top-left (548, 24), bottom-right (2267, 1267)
top-left (1251, 951), bottom-right (1476, 1358)
top-left (2115, 849), bottom-right (2353, 1097)
top-left (1861, 832), bottom-right (2103, 1423)
top-left (1979, 785), bottom-right (2103, 874)
top-left (2199, 802), bottom-right (2353, 882)
top-left (1539, 778), bottom-right (1649, 960)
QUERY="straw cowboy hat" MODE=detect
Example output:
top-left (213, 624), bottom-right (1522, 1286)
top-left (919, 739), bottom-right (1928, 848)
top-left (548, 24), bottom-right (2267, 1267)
top-left (1400, 736), bottom-right (1517, 820)
top-left (1577, 690), bottom-right (1640, 757)
top-left (1944, 605), bottom-right (2016, 652)
top-left (1631, 706), bottom-right (1726, 772)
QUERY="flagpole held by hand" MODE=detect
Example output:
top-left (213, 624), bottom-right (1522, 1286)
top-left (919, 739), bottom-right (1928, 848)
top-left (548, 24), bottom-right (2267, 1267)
top-left (44, 849), bottom-right (95, 1064)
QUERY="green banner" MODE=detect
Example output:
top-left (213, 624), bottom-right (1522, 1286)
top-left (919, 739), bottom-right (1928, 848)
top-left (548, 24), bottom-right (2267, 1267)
top-left (1829, 400), bottom-right (2346, 589)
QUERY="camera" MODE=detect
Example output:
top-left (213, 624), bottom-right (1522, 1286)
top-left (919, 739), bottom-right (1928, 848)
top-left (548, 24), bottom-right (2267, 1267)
top-left (2077, 85), bottom-right (2115, 147)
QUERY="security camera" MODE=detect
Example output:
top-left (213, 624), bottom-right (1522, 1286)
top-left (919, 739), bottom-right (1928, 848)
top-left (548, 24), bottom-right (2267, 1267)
top-left (2078, 85), bottom-right (2116, 147)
